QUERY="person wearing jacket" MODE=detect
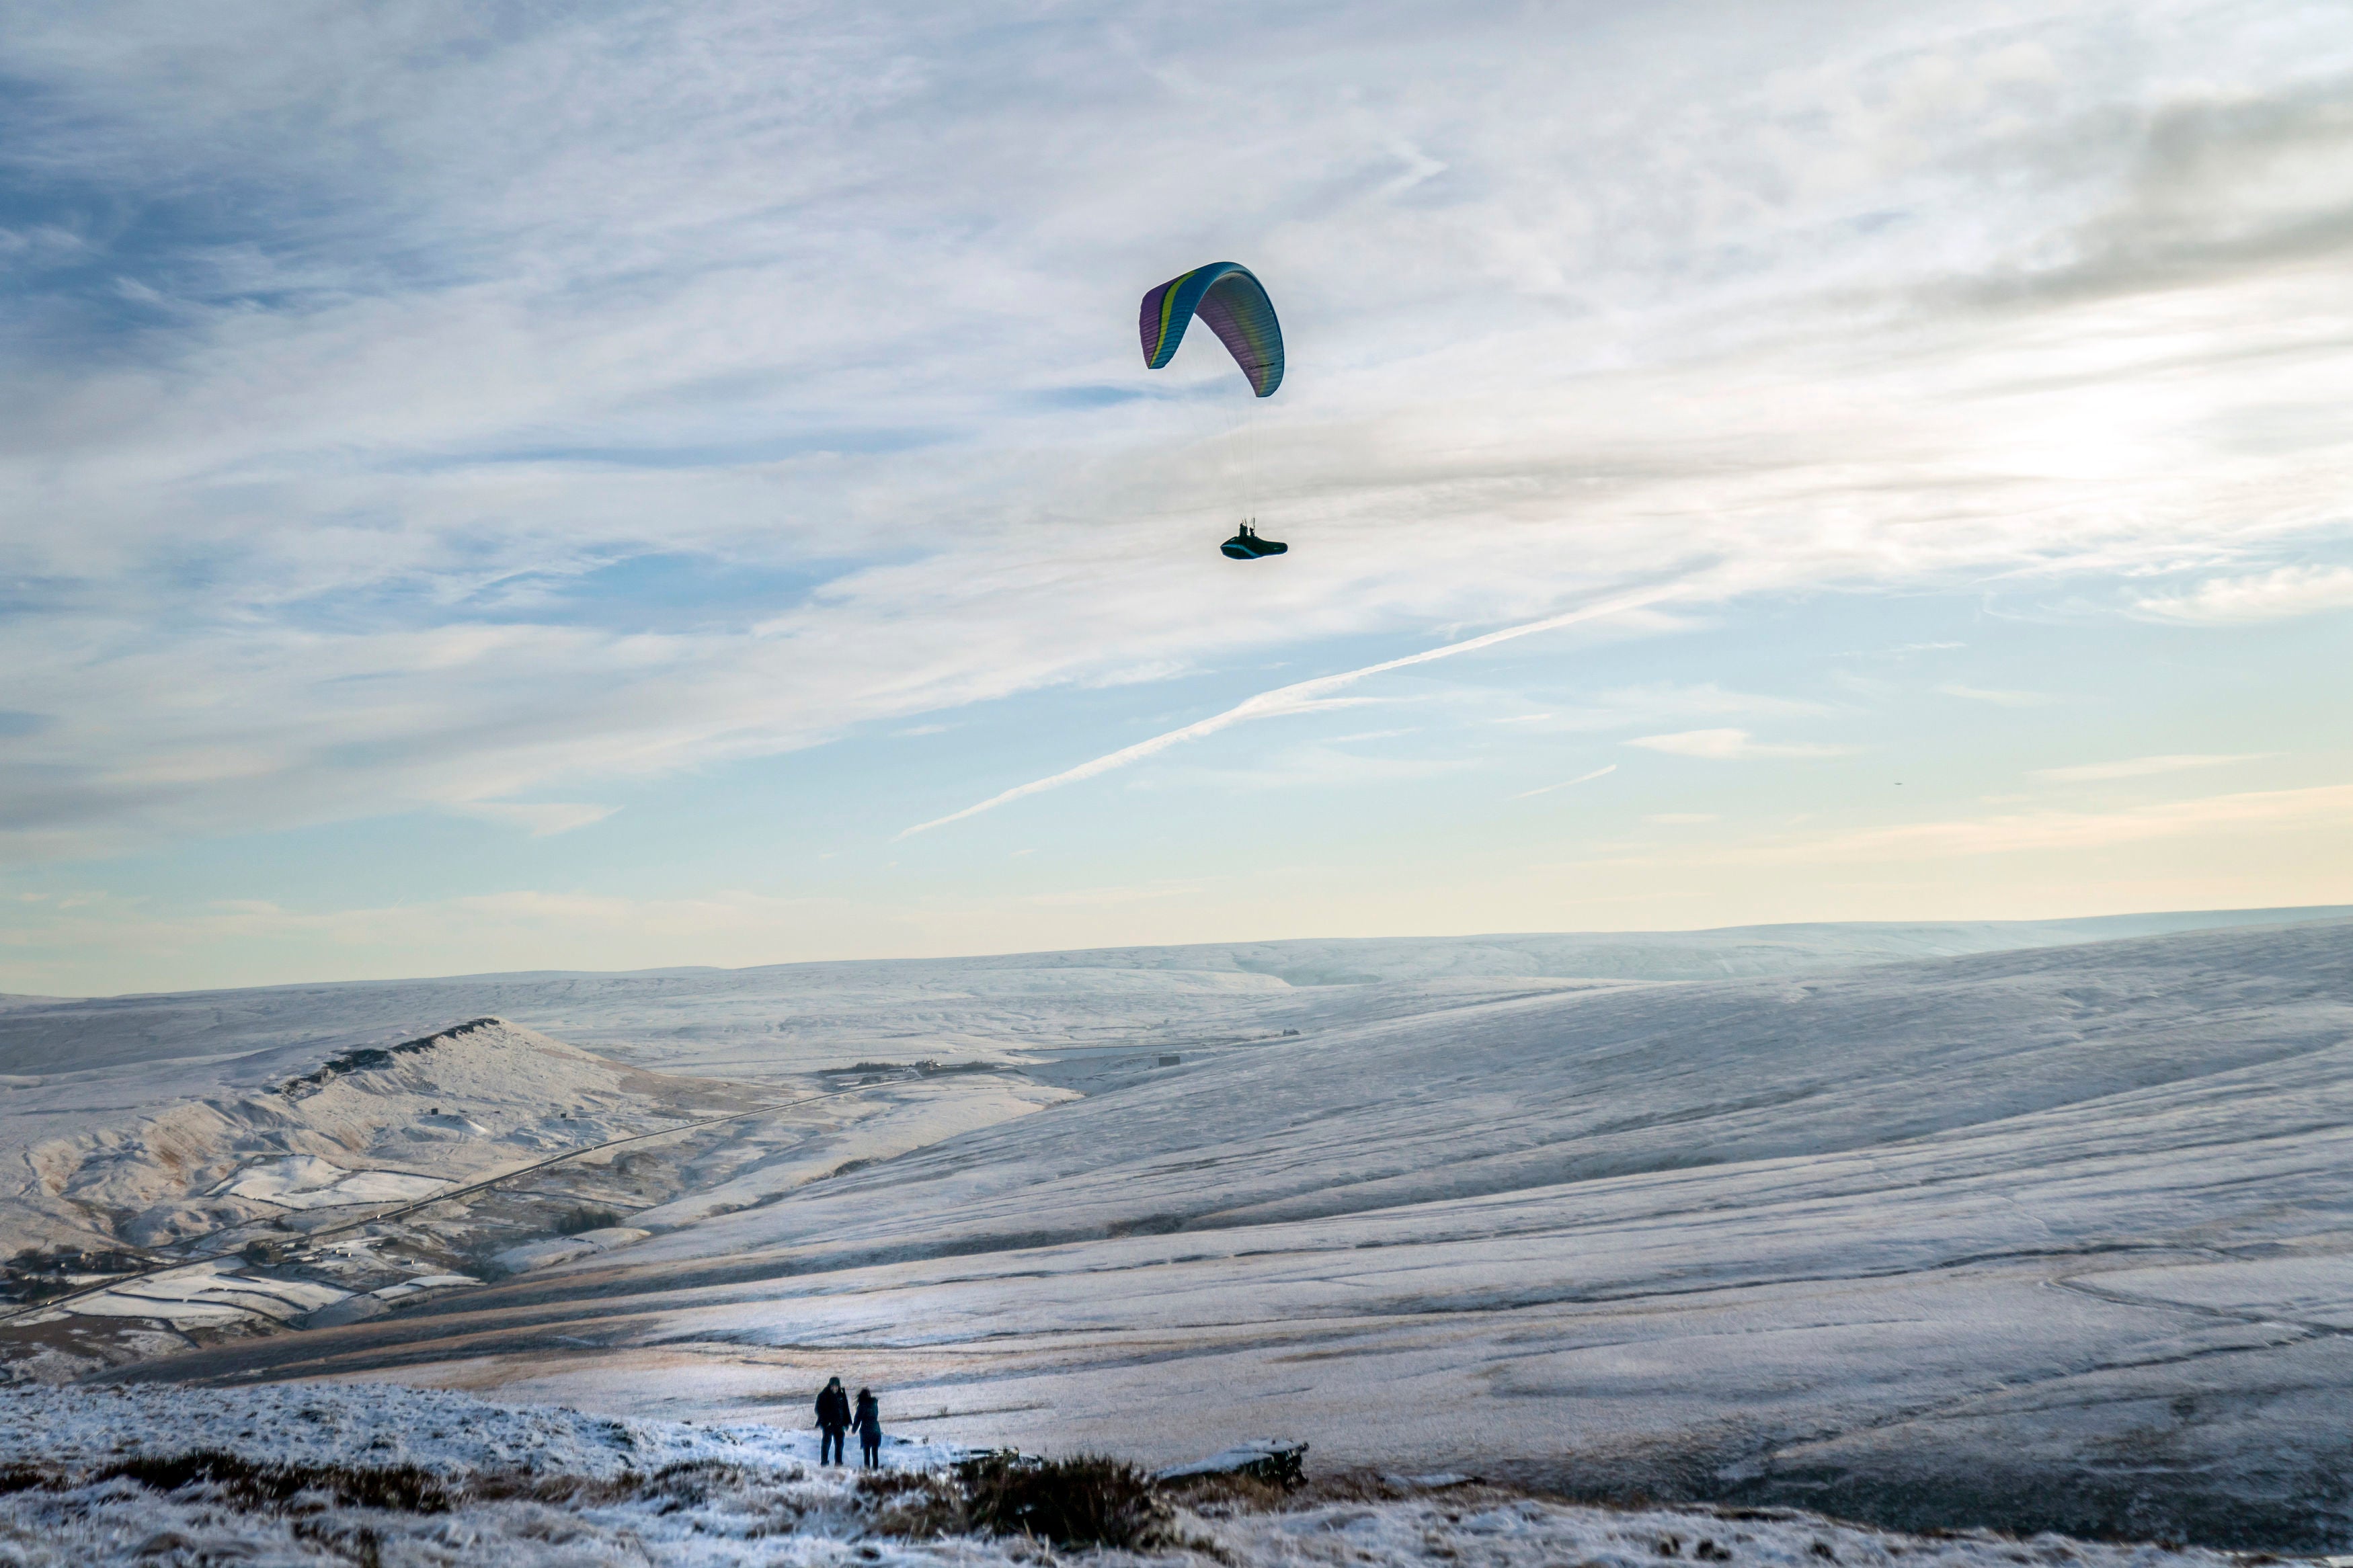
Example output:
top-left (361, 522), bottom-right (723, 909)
top-left (853, 1387), bottom-right (883, 1468)
top-left (815, 1376), bottom-right (851, 1465)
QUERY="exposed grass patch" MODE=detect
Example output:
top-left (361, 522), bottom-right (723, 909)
top-left (0, 1451), bottom-right (452, 1514)
top-left (1160, 1470), bottom-right (1289, 1516)
top-left (553, 1206), bottom-right (625, 1235)
top-left (957, 1453), bottom-right (1170, 1549)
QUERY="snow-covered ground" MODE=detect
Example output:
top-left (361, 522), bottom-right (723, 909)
top-left (4, 909), bottom-right (2351, 1551)
top-left (0, 1381), bottom-right (2273, 1568)
top-left (13, 921), bottom-right (2236, 1309)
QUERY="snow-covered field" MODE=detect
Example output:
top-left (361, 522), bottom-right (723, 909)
top-left (4, 909), bottom-right (2351, 1553)
top-left (0, 1381), bottom-right (2274, 1568)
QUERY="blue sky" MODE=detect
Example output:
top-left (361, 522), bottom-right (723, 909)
top-left (3, 0), bottom-right (2349, 994)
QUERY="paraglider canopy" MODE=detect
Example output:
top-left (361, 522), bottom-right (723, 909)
top-left (1140, 263), bottom-right (1283, 397)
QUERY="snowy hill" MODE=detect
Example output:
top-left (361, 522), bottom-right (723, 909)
top-left (59, 913), bottom-right (2352, 1551)
top-left (0, 1018), bottom-right (750, 1253)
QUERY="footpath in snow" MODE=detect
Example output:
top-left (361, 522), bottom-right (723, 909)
top-left (0, 1382), bottom-right (2293, 1567)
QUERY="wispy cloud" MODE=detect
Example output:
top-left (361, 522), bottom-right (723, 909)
top-left (2134, 565), bottom-right (2353, 624)
top-left (1769, 784), bottom-right (2353, 864)
top-left (1138, 744), bottom-right (1474, 794)
top-left (1513, 764), bottom-right (1617, 800)
top-left (2034, 753), bottom-right (2273, 782)
top-left (1575, 784), bottom-right (2353, 870)
top-left (900, 582), bottom-right (1684, 836)
top-left (1937, 682), bottom-right (2057, 707)
top-left (1625, 729), bottom-right (1854, 760)
top-left (1486, 683), bottom-right (1833, 737)
top-left (449, 801), bottom-right (619, 837)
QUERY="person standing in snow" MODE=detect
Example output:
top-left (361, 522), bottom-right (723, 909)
top-left (853, 1386), bottom-right (883, 1468)
top-left (815, 1376), bottom-right (851, 1465)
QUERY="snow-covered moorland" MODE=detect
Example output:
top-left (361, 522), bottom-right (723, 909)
top-left (5, 910), bottom-right (2352, 1553)
top-left (0, 1382), bottom-right (2269, 1568)
top-left (9, 917), bottom-right (2233, 1363)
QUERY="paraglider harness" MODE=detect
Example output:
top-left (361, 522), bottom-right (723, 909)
top-left (1221, 520), bottom-right (1287, 560)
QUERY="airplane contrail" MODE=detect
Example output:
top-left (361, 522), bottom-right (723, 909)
top-left (1513, 763), bottom-right (1617, 799)
top-left (898, 581), bottom-right (1683, 838)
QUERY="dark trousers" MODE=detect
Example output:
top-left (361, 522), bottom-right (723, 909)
top-left (821, 1426), bottom-right (846, 1464)
top-left (861, 1436), bottom-right (881, 1467)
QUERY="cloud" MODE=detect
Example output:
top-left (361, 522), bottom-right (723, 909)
top-left (1599, 682), bottom-right (1833, 720)
top-left (2033, 753), bottom-right (2273, 782)
top-left (1481, 683), bottom-right (1834, 738)
top-left (1574, 783), bottom-right (2353, 871)
top-left (2134, 565), bottom-right (2353, 624)
top-left (1937, 682), bottom-right (2057, 706)
top-left (1775, 784), bottom-right (2353, 864)
top-left (1625, 729), bottom-right (1854, 760)
top-left (1134, 739), bottom-right (1474, 794)
top-left (1513, 764), bottom-right (1617, 800)
top-left (1085, 660), bottom-right (1195, 689)
top-left (1643, 813), bottom-right (1718, 825)
top-left (450, 801), bottom-right (619, 836)
top-left (1988, 77), bottom-right (2353, 309)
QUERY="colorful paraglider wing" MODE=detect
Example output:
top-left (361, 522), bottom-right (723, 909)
top-left (1139, 263), bottom-right (1283, 397)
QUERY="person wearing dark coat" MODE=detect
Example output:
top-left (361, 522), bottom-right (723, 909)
top-left (853, 1387), bottom-right (883, 1468)
top-left (815, 1376), bottom-right (851, 1465)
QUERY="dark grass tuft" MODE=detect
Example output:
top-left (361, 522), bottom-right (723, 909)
top-left (958, 1453), bottom-right (1170, 1549)
top-left (0, 1464), bottom-right (55, 1496)
top-left (857, 1467), bottom-right (966, 1538)
top-left (108, 1451), bottom-right (452, 1513)
top-left (0, 1452), bottom-right (455, 1513)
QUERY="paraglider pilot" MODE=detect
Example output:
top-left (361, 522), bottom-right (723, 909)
top-left (1221, 519), bottom-right (1287, 559)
